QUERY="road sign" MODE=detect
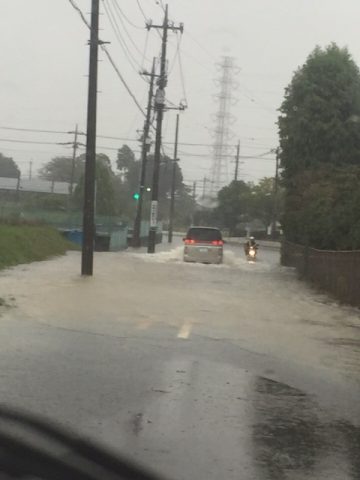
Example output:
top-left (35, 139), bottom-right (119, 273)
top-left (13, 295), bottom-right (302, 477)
top-left (150, 200), bottom-right (158, 227)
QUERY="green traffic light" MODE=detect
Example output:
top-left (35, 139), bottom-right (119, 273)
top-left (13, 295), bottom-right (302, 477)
top-left (133, 192), bottom-right (140, 200)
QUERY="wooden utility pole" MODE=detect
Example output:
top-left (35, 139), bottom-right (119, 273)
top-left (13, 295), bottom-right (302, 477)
top-left (271, 150), bottom-right (280, 237)
top-left (29, 160), bottom-right (33, 181)
top-left (81, 0), bottom-right (100, 276)
top-left (70, 124), bottom-right (79, 196)
top-left (147, 5), bottom-right (183, 253)
top-left (192, 181), bottom-right (197, 199)
top-left (234, 140), bottom-right (240, 181)
top-left (132, 59), bottom-right (156, 248)
top-left (168, 114), bottom-right (180, 243)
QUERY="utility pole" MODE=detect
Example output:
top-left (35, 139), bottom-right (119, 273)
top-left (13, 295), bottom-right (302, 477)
top-left (70, 124), bottom-right (79, 197)
top-left (81, 0), bottom-right (100, 276)
top-left (147, 5), bottom-right (183, 253)
top-left (202, 176), bottom-right (208, 198)
top-left (29, 160), bottom-right (33, 181)
top-left (168, 113), bottom-right (180, 243)
top-left (234, 140), bottom-right (240, 181)
top-left (16, 171), bottom-right (21, 203)
top-left (271, 150), bottom-right (280, 238)
top-left (132, 58), bottom-right (156, 248)
top-left (192, 181), bottom-right (197, 199)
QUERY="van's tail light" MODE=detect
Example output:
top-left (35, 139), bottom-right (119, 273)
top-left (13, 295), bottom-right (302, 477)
top-left (184, 239), bottom-right (196, 245)
top-left (211, 240), bottom-right (224, 246)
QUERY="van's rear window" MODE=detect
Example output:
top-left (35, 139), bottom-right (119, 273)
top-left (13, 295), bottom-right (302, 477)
top-left (186, 228), bottom-right (222, 241)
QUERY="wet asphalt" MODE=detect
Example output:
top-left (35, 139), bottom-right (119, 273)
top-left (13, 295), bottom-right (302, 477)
top-left (0, 240), bottom-right (359, 479)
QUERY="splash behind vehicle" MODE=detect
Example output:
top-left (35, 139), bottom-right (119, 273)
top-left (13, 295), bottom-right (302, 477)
top-left (183, 227), bottom-right (224, 264)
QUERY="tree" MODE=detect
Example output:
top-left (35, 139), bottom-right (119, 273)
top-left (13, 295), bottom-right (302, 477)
top-left (279, 44), bottom-right (360, 181)
top-left (0, 153), bottom-right (20, 178)
top-left (215, 181), bottom-right (252, 235)
top-left (249, 177), bottom-right (275, 227)
top-left (278, 44), bottom-right (360, 248)
top-left (73, 154), bottom-right (116, 215)
top-left (39, 156), bottom-right (84, 183)
top-left (282, 165), bottom-right (360, 249)
top-left (117, 144), bottom-right (136, 179)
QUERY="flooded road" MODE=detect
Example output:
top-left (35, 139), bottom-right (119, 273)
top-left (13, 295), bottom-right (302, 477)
top-left (0, 242), bottom-right (359, 479)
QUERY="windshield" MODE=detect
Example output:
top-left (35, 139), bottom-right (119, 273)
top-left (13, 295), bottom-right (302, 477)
top-left (186, 227), bottom-right (222, 242)
top-left (0, 2), bottom-right (360, 480)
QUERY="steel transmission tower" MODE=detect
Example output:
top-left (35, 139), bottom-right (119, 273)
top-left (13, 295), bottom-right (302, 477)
top-left (209, 56), bottom-right (238, 198)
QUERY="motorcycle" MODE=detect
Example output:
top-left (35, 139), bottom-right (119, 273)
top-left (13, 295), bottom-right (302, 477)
top-left (247, 245), bottom-right (257, 262)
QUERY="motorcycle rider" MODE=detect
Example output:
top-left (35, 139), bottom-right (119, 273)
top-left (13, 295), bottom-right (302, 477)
top-left (244, 236), bottom-right (258, 256)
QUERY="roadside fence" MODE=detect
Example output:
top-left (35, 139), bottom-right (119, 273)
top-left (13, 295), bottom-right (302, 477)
top-left (281, 240), bottom-right (360, 308)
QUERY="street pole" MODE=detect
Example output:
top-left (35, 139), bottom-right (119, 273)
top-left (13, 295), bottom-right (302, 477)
top-left (271, 150), bottom-right (280, 238)
top-left (147, 5), bottom-right (183, 253)
top-left (81, 0), bottom-right (99, 276)
top-left (193, 181), bottom-right (197, 199)
top-left (234, 140), bottom-right (240, 181)
top-left (147, 6), bottom-right (168, 253)
top-left (70, 124), bottom-right (79, 197)
top-left (168, 113), bottom-right (180, 243)
top-left (202, 176), bottom-right (208, 198)
top-left (29, 160), bottom-right (33, 181)
top-left (132, 58), bottom-right (156, 248)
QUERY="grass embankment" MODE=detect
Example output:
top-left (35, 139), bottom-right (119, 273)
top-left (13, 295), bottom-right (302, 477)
top-left (0, 224), bottom-right (77, 270)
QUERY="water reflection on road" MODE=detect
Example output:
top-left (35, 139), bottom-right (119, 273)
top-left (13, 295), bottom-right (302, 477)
top-left (252, 377), bottom-right (360, 479)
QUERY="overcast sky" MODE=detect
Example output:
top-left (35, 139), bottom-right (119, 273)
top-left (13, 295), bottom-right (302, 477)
top-left (1, 0), bottom-right (360, 188)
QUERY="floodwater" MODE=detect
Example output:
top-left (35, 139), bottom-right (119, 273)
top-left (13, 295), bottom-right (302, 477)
top-left (0, 243), bottom-right (359, 479)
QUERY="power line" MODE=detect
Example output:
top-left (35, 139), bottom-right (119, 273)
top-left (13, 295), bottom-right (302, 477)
top-left (0, 125), bottom-right (276, 150)
top-left (168, 33), bottom-right (181, 75)
top-left (136, 0), bottom-right (162, 39)
top-left (102, 0), bottom-right (143, 74)
top-left (68, 0), bottom-right (146, 117)
top-left (186, 31), bottom-right (215, 62)
top-left (68, 0), bottom-right (90, 27)
top-left (136, 0), bottom-right (148, 21)
top-left (176, 34), bottom-right (188, 104)
top-left (110, 0), bottom-right (150, 61)
top-left (101, 48), bottom-right (146, 115)
top-left (105, 0), bottom-right (150, 72)
top-left (154, 0), bottom-right (166, 13)
top-left (0, 126), bottom-right (71, 135)
top-left (0, 138), bottom-right (68, 146)
top-left (111, 0), bottom-right (143, 29)
top-left (141, 28), bottom-right (150, 70)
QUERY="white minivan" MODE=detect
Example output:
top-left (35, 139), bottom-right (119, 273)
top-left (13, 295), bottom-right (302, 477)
top-left (183, 227), bottom-right (224, 264)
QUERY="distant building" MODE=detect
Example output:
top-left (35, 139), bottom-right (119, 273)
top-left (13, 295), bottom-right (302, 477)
top-left (0, 177), bottom-right (72, 195)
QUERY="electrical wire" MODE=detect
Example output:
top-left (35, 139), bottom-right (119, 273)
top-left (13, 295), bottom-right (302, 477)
top-left (0, 125), bottom-right (276, 151)
top-left (102, 0), bottom-right (142, 74)
top-left (101, 48), bottom-right (146, 116)
top-left (136, 0), bottom-right (148, 21)
top-left (141, 29), bottom-right (150, 71)
top-left (154, 0), bottom-right (166, 13)
top-left (111, 0), bottom-right (143, 29)
top-left (177, 34), bottom-right (188, 105)
top-left (136, 0), bottom-right (162, 40)
top-left (0, 126), bottom-right (73, 135)
top-left (186, 31), bottom-right (215, 62)
top-left (0, 138), bottom-right (67, 146)
top-left (110, 0), bottom-right (151, 61)
top-left (68, 0), bottom-right (146, 117)
top-left (168, 32), bottom-right (181, 75)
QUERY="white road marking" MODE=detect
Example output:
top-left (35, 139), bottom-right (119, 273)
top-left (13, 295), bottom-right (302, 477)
top-left (177, 322), bottom-right (192, 339)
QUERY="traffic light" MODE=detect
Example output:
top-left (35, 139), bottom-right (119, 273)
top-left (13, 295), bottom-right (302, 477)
top-left (133, 192), bottom-right (140, 201)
